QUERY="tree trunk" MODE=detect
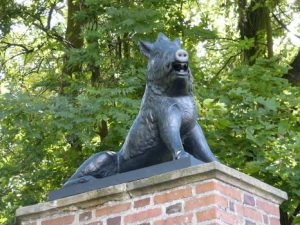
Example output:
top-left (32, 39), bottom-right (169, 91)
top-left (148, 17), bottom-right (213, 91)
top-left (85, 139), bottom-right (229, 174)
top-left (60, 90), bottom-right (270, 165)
top-left (98, 120), bottom-right (108, 141)
top-left (65, 0), bottom-right (84, 48)
top-left (123, 33), bottom-right (130, 59)
top-left (280, 208), bottom-right (290, 225)
top-left (238, 0), bottom-right (273, 65)
top-left (283, 50), bottom-right (300, 86)
top-left (280, 203), bottom-right (300, 225)
top-left (266, 8), bottom-right (273, 58)
top-left (117, 36), bottom-right (122, 59)
top-left (60, 0), bottom-right (84, 94)
top-left (61, 0), bottom-right (85, 156)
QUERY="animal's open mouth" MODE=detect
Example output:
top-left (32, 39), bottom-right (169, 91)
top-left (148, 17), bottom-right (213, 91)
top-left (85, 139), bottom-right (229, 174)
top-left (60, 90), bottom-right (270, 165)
top-left (173, 62), bottom-right (189, 76)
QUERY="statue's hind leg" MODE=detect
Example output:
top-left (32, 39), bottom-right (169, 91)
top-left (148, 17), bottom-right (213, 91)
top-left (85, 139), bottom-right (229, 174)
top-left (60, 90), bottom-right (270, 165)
top-left (183, 123), bottom-right (217, 162)
top-left (63, 151), bottom-right (118, 187)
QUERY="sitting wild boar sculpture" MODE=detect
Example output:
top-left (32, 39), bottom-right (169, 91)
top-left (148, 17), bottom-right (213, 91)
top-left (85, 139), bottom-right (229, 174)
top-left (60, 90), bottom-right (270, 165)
top-left (64, 33), bottom-right (217, 187)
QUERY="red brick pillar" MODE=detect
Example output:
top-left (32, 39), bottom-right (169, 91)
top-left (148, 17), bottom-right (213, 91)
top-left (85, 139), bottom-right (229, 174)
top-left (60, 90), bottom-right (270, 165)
top-left (16, 162), bottom-right (287, 225)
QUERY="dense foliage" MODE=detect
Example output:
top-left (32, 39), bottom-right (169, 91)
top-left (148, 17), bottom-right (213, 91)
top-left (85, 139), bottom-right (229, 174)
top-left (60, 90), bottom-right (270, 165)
top-left (0, 0), bottom-right (299, 224)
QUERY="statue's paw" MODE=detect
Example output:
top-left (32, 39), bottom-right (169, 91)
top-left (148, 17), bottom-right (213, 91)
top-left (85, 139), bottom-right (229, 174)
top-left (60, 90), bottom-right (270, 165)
top-left (63, 175), bottom-right (96, 187)
top-left (78, 175), bottom-right (96, 183)
top-left (175, 151), bottom-right (190, 160)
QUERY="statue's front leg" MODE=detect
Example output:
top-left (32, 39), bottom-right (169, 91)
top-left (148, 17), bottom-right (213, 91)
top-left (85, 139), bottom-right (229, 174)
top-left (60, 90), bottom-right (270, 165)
top-left (159, 106), bottom-right (189, 160)
top-left (183, 123), bottom-right (217, 162)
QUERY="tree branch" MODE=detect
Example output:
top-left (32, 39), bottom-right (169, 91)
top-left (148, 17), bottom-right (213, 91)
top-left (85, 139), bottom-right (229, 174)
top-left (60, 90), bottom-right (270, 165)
top-left (293, 202), bottom-right (300, 216)
top-left (0, 41), bottom-right (33, 52)
top-left (21, 10), bottom-right (74, 47)
top-left (47, 3), bottom-right (56, 29)
top-left (1, 41), bottom-right (46, 66)
top-left (289, 202), bottom-right (300, 224)
top-left (214, 51), bottom-right (242, 77)
top-left (4, 51), bottom-right (33, 64)
top-left (32, 21), bottom-right (74, 47)
top-left (272, 13), bottom-right (300, 39)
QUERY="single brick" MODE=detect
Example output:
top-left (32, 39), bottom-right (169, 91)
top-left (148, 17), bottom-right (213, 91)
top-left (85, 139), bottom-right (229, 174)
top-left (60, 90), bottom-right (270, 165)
top-left (85, 222), bottom-right (103, 225)
top-left (244, 194), bottom-right (256, 206)
top-left (107, 216), bottom-right (121, 225)
top-left (221, 211), bottom-right (242, 225)
top-left (269, 217), bottom-right (280, 225)
top-left (41, 215), bottom-right (74, 225)
top-left (79, 211), bottom-right (92, 221)
top-left (138, 223), bottom-right (151, 225)
top-left (154, 214), bottom-right (193, 225)
top-left (196, 181), bottom-right (216, 193)
top-left (185, 194), bottom-right (228, 211)
top-left (263, 215), bottom-right (269, 224)
top-left (238, 206), bottom-right (262, 222)
top-left (134, 198), bottom-right (150, 208)
top-left (124, 208), bottom-right (161, 223)
top-left (229, 201), bottom-right (235, 212)
top-left (245, 220), bottom-right (256, 225)
top-left (217, 183), bottom-right (242, 201)
top-left (154, 187), bottom-right (192, 204)
top-left (196, 207), bottom-right (240, 224)
top-left (166, 202), bottom-right (182, 214)
top-left (256, 199), bottom-right (280, 217)
top-left (196, 180), bottom-right (242, 201)
top-left (96, 202), bottom-right (131, 217)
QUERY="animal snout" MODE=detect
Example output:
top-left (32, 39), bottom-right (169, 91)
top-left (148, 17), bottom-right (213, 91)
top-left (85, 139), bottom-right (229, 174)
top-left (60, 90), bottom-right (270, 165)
top-left (175, 49), bottom-right (188, 62)
top-left (173, 49), bottom-right (189, 74)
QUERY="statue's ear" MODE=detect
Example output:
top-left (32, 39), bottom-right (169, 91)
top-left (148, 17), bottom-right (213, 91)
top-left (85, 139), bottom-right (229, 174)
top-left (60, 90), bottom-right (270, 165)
top-left (139, 41), bottom-right (153, 58)
top-left (173, 38), bottom-right (181, 47)
top-left (157, 33), bottom-right (169, 41)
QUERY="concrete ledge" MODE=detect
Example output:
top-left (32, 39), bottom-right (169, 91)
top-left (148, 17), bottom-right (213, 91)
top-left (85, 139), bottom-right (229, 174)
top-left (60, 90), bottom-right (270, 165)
top-left (16, 162), bottom-right (287, 222)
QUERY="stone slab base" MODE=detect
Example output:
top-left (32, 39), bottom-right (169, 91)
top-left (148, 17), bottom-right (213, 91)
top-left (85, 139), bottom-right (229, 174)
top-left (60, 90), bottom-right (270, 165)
top-left (49, 155), bottom-right (203, 200)
top-left (16, 162), bottom-right (287, 225)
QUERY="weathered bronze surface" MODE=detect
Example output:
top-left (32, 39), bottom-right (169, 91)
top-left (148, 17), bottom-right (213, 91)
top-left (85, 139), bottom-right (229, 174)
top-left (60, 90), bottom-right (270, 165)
top-left (64, 33), bottom-right (217, 187)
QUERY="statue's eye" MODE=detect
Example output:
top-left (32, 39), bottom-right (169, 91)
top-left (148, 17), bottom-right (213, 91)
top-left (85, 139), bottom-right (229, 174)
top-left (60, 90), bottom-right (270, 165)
top-left (152, 50), bottom-right (160, 56)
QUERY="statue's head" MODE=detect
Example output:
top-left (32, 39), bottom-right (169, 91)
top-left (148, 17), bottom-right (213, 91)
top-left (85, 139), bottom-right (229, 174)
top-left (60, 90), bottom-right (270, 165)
top-left (139, 33), bottom-right (192, 95)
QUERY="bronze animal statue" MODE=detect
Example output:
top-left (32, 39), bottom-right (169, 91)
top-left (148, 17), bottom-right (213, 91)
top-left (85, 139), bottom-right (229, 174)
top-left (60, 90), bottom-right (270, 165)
top-left (64, 33), bottom-right (217, 187)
